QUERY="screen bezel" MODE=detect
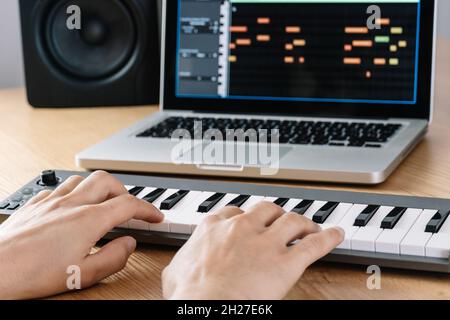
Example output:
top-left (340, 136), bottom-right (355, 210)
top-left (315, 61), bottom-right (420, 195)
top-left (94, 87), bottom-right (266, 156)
top-left (161, 0), bottom-right (436, 120)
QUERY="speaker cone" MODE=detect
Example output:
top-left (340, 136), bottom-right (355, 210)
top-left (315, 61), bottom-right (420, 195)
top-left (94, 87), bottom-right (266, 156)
top-left (44, 0), bottom-right (137, 79)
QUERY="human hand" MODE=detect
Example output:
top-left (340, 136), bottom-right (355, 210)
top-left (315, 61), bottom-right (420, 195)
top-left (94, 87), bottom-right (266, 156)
top-left (0, 171), bottom-right (163, 300)
top-left (162, 202), bottom-right (344, 300)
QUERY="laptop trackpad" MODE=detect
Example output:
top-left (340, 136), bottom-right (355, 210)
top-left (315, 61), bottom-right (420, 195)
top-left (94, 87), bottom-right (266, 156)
top-left (177, 141), bottom-right (292, 167)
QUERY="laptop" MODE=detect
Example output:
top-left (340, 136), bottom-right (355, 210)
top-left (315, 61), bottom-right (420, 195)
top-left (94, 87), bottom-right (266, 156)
top-left (76, 0), bottom-right (437, 184)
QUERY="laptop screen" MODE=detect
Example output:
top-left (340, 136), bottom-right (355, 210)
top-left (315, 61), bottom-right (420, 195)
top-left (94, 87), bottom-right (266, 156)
top-left (162, 0), bottom-right (435, 119)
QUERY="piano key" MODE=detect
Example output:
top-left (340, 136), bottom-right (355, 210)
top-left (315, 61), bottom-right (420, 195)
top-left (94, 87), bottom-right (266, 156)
top-left (327, 204), bottom-right (367, 249)
top-left (159, 190), bottom-right (203, 234)
top-left (426, 212), bottom-right (450, 258)
top-left (312, 202), bottom-right (339, 224)
top-left (227, 195), bottom-right (251, 208)
top-left (273, 198), bottom-right (290, 207)
top-left (291, 200), bottom-right (314, 215)
top-left (320, 203), bottom-right (353, 225)
top-left (142, 188), bottom-right (167, 203)
top-left (240, 196), bottom-right (265, 211)
top-left (198, 193), bottom-right (226, 213)
top-left (160, 190), bottom-right (190, 210)
top-left (351, 206), bottom-right (394, 252)
top-left (303, 201), bottom-right (328, 220)
top-left (354, 205), bottom-right (380, 227)
top-left (128, 186), bottom-right (145, 196)
top-left (381, 207), bottom-right (407, 229)
top-left (425, 210), bottom-right (450, 233)
top-left (375, 208), bottom-right (421, 254)
top-left (401, 209), bottom-right (437, 256)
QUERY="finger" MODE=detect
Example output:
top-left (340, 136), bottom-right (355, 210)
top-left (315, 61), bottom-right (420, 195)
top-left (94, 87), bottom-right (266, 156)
top-left (48, 175), bottom-right (85, 198)
top-left (289, 227), bottom-right (344, 270)
top-left (65, 171), bottom-right (127, 205)
top-left (80, 236), bottom-right (136, 288)
top-left (89, 193), bottom-right (164, 235)
top-left (245, 201), bottom-right (285, 227)
top-left (25, 190), bottom-right (53, 206)
top-left (215, 206), bottom-right (244, 219)
top-left (267, 213), bottom-right (321, 244)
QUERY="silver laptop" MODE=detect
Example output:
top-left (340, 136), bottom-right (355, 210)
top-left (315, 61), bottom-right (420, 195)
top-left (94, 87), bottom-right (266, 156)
top-left (77, 0), bottom-right (437, 185)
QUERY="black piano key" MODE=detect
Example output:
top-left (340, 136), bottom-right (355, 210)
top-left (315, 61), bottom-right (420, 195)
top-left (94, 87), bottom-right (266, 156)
top-left (354, 205), bottom-right (380, 227)
top-left (291, 200), bottom-right (314, 215)
top-left (273, 198), bottom-right (289, 207)
top-left (198, 193), bottom-right (226, 213)
top-left (0, 202), bottom-right (9, 210)
top-left (381, 207), bottom-right (407, 229)
top-left (227, 195), bottom-right (251, 208)
top-left (313, 202), bottom-right (339, 224)
top-left (425, 210), bottom-right (450, 233)
top-left (160, 190), bottom-right (190, 210)
top-left (128, 186), bottom-right (145, 196)
top-left (142, 188), bottom-right (167, 203)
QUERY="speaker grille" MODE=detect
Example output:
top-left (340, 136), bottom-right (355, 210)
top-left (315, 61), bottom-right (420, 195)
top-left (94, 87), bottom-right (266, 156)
top-left (44, 0), bottom-right (137, 79)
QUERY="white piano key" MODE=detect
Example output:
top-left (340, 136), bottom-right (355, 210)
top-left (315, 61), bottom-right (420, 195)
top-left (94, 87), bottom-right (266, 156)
top-left (240, 196), bottom-right (265, 211)
top-left (401, 209), bottom-right (437, 256)
top-left (283, 199), bottom-right (305, 213)
top-left (321, 202), bottom-right (353, 225)
top-left (351, 206), bottom-right (394, 252)
top-left (426, 212), bottom-right (450, 258)
top-left (375, 208), bottom-right (421, 254)
top-left (120, 187), bottom-right (157, 230)
top-left (323, 204), bottom-right (366, 249)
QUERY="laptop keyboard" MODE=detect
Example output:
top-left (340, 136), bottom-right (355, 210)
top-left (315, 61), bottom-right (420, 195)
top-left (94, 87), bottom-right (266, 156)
top-left (136, 117), bottom-right (403, 147)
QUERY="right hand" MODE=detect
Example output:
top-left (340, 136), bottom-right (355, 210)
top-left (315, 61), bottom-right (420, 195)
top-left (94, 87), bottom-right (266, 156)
top-left (162, 202), bottom-right (344, 300)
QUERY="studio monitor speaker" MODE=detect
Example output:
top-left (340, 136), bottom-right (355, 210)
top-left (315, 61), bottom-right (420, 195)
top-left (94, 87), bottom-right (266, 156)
top-left (19, 0), bottom-right (161, 107)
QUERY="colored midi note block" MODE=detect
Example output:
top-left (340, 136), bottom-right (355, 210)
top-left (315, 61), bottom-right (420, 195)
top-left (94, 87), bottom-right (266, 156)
top-left (391, 27), bottom-right (403, 34)
top-left (345, 27), bottom-right (368, 34)
top-left (376, 18), bottom-right (390, 26)
top-left (230, 26), bottom-right (248, 33)
top-left (390, 45), bottom-right (398, 52)
top-left (257, 34), bottom-right (271, 42)
top-left (257, 17), bottom-right (270, 24)
top-left (389, 58), bottom-right (399, 66)
top-left (344, 57), bottom-right (361, 65)
top-left (375, 36), bottom-right (390, 43)
top-left (286, 26), bottom-right (301, 33)
top-left (236, 38), bottom-right (251, 46)
top-left (374, 58), bottom-right (386, 65)
top-left (285, 43), bottom-right (294, 50)
top-left (284, 56), bottom-right (294, 64)
top-left (399, 40), bottom-right (407, 48)
top-left (229, 56), bottom-right (237, 63)
top-left (293, 39), bottom-right (306, 46)
top-left (353, 40), bottom-right (373, 47)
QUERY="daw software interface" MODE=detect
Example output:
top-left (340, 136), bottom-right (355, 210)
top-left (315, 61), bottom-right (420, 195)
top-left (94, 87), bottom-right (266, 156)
top-left (175, 0), bottom-right (421, 105)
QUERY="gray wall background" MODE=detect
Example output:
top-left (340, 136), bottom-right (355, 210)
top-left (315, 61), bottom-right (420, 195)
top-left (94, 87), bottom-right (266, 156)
top-left (1, 0), bottom-right (449, 89)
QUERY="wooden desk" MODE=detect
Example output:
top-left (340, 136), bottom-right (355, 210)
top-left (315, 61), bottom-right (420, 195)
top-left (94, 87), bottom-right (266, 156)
top-left (1, 39), bottom-right (450, 300)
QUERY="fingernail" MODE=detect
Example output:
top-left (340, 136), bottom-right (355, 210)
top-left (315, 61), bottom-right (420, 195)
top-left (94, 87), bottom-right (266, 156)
top-left (126, 238), bottom-right (137, 253)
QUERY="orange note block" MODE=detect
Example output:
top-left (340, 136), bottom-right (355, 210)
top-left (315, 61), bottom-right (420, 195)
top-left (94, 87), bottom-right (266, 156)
top-left (345, 27), bottom-right (369, 34)
top-left (285, 43), bottom-right (294, 50)
top-left (352, 40), bottom-right (373, 47)
top-left (286, 26), bottom-right (301, 33)
top-left (344, 57), bottom-right (361, 65)
top-left (257, 34), bottom-right (271, 42)
top-left (293, 39), bottom-right (306, 46)
top-left (344, 44), bottom-right (352, 51)
top-left (230, 26), bottom-right (248, 33)
top-left (374, 58), bottom-right (386, 65)
top-left (257, 17), bottom-right (270, 24)
top-left (236, 38), bottom-right (252, 46)
top-left (284, 56), bottom-right (294, 64)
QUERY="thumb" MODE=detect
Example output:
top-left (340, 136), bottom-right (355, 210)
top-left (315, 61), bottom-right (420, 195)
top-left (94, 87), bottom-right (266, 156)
top-left (80, 236), bottom-right (136, 288)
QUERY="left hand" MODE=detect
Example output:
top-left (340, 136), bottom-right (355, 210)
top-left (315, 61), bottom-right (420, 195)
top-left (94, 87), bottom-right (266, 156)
top-left (0, 171), bottom-right (164, 300)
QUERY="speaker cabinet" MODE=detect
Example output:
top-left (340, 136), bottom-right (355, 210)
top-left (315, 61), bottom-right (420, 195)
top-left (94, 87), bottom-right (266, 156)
top-left (19, 0), bottom-right (160, 107)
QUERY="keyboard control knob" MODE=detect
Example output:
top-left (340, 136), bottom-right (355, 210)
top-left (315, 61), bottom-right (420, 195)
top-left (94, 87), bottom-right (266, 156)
top-left (41, 170), bottom-right (59, 186)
